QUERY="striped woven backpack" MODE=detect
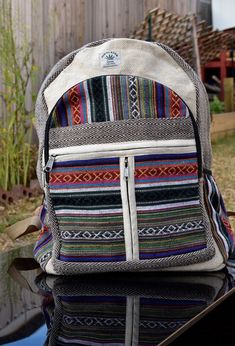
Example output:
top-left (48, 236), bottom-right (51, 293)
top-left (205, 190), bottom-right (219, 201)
top-left (32, 38), bottom-right (234, 274)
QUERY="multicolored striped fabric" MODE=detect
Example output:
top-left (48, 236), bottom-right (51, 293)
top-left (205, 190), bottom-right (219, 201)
top-left (138, 297), bottom-right (205, 344)
top-left (204, 172), bottom-right (235, 255)
top-left (49, 156), bottom-right (126, 262)
top-left (57, 296), bottom-right (126, 346)
top-left (33, 205), bottom-right (53, 268)
top-left (55, 295), bottom-right (205, 346)
top-left (37, 269), bottom-right (232, 345)
top-left (51, 75), bottom-right (188, 127)
top-left (134, 151), bottom-right (206, 260)
top-left (37, 273), bottom-right (225, 346)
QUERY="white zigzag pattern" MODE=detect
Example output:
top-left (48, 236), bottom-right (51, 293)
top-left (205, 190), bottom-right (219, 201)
top-left (60, 229), bottom-right (124, 240)
top-left (128, 76), bottom-right (140, 119)
top-left (63, 315), bottom-right (125, 327)
top-left (138, 220), bottom-right (204, 237)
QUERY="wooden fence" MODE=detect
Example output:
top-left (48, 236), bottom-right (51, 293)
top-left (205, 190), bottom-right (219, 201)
top-left (211, 112), bottom-right (235, 141)
top-left (9, 0), bottom-right (206, 91)
top-left (0, 0), bottom-right (210, 118)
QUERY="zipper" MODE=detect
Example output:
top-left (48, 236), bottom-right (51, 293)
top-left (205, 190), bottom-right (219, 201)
top-left (44, 111), bottom-right (53, 183)
top-left (189, 110), bottom-right (202, 179)
top-left (44, 154), bottom-right (56, 172)
top-left (44, 141), bottom-right (196, 174)
top-left (123, 156), bottom-right (134, 260)
top-left (44, 109), bottom-right (202, 182)
top-left (124, 157), bottom-right (129, 180)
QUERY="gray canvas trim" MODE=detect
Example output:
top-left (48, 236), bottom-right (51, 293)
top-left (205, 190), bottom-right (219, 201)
top-left (49, 118), bottom-right (195, 149)
top-left (36, 271), bottom-right (229, 300)
top-left (51, 279), bottom-right (218, 301)
top-left (157, 43), bottom-right (212, 170)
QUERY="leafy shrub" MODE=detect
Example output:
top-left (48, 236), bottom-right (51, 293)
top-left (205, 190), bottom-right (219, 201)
top-left (210, 96), bottom-right (225, 114)
top-left (0, 1), bottom-right (38, 190)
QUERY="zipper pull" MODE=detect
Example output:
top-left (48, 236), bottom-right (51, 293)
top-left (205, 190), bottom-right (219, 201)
top-left (44, 154), bottom-right (56, 172)
top-left (124, 157), bottom-right (129, 180)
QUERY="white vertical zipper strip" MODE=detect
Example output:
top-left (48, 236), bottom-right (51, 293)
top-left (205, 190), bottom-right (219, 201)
top-left (128, 156), bottom-right (139, 260)
top-left (125, 296), bottom-right (134, 346)
top-left (132, 296), bottom-right (140, 346)
top-left (120, 157), bottom-right (133, 261)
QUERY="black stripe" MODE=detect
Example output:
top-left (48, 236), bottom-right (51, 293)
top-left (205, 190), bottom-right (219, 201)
top-left (52, 193), bottom-right (122, 207)
top-left (135, 186), bottom-right (199, 205)
top-left (89, 77), bottom-right (107, 122)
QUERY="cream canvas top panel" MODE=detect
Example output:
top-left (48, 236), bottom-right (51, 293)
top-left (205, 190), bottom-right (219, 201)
top-left (44, 38), bottom-right (196, 118)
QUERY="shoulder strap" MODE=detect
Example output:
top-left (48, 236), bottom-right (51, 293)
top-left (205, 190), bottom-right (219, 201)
top-left (6, 215), bottom-right (41, 240)
top-left (6, 206), bottom-right (42, 240)
top-left (8, 258), bottom-right (41, 294)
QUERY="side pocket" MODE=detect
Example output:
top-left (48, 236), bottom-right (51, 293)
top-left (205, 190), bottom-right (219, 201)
top-left (33, 204), bottom-right (53, 270)
top-left (204, 170), bottom-right (235, 257)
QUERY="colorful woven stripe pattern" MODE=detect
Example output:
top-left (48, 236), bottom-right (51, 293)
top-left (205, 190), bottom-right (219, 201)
top-left (34, 205), bottom-right (53, 268)
top-left (138, 297), bottom-right (205, 344)
top-left (53, 295), bottom-right (206, 346)
top-left (51, 75), bottom-right (188, 127)
top-left (204, 172), bottom-right (235, 255)
top-left (49, 156), bottom-right (126, 262)
top-left (57, 296), bottom-right (126, 345)
top-left (134, 152), bottom-right (206, 260)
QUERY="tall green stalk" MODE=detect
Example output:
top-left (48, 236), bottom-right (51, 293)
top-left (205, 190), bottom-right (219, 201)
top-left (0, 0), bottom-right (37, 190)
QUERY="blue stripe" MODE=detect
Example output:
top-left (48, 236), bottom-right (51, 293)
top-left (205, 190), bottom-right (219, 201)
top-left (54, 157), bottom-right (119, 167)
top-left (135, 153), bottom-right (197, 162)
top-left (140, 297), bottom-right (204, 306)
top-left (49, 182), bottom-right (120, 188)
top-left (139, 244), bottom-right (206, 259)
top-left (57, 98), bottom-right (68, 126)
top-left (135, 175), bottom-right (197, 183)
top-left (63, 92), bottom-right (73, 126)
top-left (52, 164), bottom-right (120, 173)
top-left (156, 83), bottom-right (164, 118)
top-left (59, 255), bottom-right (126, 262)
top-left (165, 87), bottom-right (170, 119)
top-left (80, 83), bottom-right (87, 123)
top-left (61, 296), bottom-right (126, 303)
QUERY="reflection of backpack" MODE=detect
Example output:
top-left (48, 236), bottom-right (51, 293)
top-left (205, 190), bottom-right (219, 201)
top-left (15, 38), bottom-right (235, 274)
top-left (36, 272), bottom-right (231, 345)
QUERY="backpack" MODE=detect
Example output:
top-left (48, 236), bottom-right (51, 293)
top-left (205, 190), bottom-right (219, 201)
top-left (31, 38), bottom-right (235, 274)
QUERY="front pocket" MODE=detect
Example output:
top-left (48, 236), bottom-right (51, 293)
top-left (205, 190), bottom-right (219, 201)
top-left (127, 146), bottom-right (207, 260)
top-left (48, 154), bottom-right (127, 262)
top-left (45, 140), bottom-right (210, 266)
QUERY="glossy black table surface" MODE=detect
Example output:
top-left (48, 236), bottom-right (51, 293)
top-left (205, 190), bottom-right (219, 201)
top-left (0, 245), bottom-right (234, 346)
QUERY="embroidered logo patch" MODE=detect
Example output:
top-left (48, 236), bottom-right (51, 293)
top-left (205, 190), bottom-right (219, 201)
top-left (100, 51), bottom-right (120, 68)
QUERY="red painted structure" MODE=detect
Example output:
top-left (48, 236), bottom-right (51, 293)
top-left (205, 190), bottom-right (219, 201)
top-left (201, 50), bottom-right (235, 100)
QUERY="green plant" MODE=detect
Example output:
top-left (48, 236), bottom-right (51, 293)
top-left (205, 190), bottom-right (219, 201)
top-left (0, 1), bottom-right (38, 190)
top-left (210, 95), bottom-right (225, 114)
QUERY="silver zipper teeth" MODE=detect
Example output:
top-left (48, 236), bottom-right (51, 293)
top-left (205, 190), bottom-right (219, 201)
top-left (124, 157), bottom-right (129, 180)
top-left (124, 157), bottom-right (134, 260)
